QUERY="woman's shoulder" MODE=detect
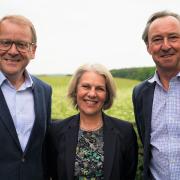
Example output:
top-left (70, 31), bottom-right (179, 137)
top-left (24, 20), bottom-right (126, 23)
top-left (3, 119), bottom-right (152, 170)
top-left (104, 114), bottom-right (136, 138)
top-left (49, 114), bottom-right (79, 136)
top-left (105, 114), bottom-right (133, 129)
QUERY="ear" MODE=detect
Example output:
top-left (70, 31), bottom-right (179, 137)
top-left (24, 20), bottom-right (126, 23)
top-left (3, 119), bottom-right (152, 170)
top-left (146, 43), bottom-right (152, 55)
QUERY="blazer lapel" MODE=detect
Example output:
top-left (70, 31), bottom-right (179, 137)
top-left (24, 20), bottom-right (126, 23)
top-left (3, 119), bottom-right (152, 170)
top-left (0, 89), bottom-right (21, 150)
top-left (103, 114), bottom-right (116, 180)
top-left (142, 82), bottom-right (155, 143)
top-left (65, 115), bottom-right (79, 180)
top-left (140, 81), bottom-right (156, 176)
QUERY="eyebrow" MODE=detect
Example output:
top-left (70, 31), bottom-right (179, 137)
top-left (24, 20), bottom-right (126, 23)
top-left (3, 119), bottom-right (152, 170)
top-left (80, 82), bottom-right (106, 87)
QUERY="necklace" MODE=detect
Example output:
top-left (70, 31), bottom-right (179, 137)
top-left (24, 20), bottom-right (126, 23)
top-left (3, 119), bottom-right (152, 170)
top-left (80, 120), bottom-right (103, 132)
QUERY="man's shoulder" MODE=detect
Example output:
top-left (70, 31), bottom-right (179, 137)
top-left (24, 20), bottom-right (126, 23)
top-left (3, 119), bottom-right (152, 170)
top-left (31, 75), bottom-right (51, 89)
top-left (133, 77), bottom-right (154, 96)
top-left (134, 80), bottom-right (147, 89)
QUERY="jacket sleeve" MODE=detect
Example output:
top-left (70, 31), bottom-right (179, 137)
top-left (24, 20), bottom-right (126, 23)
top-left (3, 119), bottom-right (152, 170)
top-left (132, 86), bottom-right (144, 144)
top-left (124, 124), bottom-right (138, 180)
top-left (46, 122), bottom-right (58, 180)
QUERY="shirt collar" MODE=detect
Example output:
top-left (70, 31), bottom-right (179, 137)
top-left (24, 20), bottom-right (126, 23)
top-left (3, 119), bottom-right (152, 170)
top-left (148, 71), bottom-right (160, 84)
top-left (23, 70), bottom-right (34, 89)
top-left (148, 71), bottom-right (180, 85)
top-left (0, 71), bottom-right (6, 86)
top-left (0, 70), bottom-right (34, 89)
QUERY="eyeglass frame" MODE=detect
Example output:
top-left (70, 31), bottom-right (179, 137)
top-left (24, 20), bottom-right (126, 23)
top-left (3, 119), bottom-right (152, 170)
top-left (0, 39), bottom-right (35, 53)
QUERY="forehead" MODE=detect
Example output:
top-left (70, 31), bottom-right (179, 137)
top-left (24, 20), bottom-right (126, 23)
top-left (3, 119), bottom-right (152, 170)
top-left (0, 19), bottom-right (32, 40)
top-left (148, 16), bottom-right (180, 35)
top-left (79, 71), bottom-right (106, 84)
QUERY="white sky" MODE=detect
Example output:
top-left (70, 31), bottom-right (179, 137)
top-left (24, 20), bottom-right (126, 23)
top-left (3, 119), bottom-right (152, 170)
top-left (1, 0), bottom-right (180, 74)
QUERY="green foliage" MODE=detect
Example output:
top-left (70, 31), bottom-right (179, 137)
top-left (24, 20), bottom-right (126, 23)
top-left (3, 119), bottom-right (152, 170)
top-left (38, 75), bottom-right (143, 179)
top-left (111, 66), bottom-right (155, 81)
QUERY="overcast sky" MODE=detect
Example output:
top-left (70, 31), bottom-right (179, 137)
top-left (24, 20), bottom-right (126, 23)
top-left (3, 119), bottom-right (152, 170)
top-left (1, 0), bottom-right (180, 74)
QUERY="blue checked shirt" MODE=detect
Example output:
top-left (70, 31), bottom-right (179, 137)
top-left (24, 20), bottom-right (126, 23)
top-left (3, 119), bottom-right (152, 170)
top-left (149, 72), bottom-right (180, 180)
top-left (0, 71), bottom-right (35, 152)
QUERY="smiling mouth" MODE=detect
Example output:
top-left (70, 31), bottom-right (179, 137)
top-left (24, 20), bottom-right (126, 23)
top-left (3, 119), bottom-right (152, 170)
top-left (4, 58), bottom-right (20, 62)
top-left (84, 99), bottom-right (98, 105)
top-left (160, 54), bottom-right (174, 58)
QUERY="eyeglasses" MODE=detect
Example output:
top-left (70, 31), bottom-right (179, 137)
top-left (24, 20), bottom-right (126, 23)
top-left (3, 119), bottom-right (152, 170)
top-left (0, 39), bottom-right (35, 53)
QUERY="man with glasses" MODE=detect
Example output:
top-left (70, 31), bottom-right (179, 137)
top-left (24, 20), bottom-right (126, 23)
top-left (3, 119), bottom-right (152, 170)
top-left (0, 15), bottom-right (52, 180)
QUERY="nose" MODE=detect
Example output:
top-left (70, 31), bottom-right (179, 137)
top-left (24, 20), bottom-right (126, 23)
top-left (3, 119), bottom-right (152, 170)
top-left (88, 87), bottom-right (97, 98)
top-left (161, 38), bottom-right (171, 50)
top-left (7, 43), bottom-right (19, 55)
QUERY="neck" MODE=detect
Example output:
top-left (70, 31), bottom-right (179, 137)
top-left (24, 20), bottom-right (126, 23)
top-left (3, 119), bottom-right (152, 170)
top-left (157, 69), bottom-right (179, 90)
top-left (6, 73), bottom-right (25, 90)
top-left (80, 113), bottom-right (103, 132)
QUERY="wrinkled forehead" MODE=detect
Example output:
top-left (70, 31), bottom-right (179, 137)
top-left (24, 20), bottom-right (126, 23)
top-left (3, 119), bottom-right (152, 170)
top-left (0, 19), bottom-right (33, 41)
top-left (150, 16), bottom-right (180, 30)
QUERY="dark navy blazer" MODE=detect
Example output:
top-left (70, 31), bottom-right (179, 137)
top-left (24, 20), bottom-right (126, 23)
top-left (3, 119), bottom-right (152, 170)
top-left (132, 79), bottom-right (156, 180)
top-left (48, 113), bottom-right (138, 180)
top-left (0, 75), bottom-right (52, 180)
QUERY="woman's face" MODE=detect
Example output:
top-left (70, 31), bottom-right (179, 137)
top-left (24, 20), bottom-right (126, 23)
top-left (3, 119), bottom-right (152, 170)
top-left (76, 71), bottom-right (107, 117)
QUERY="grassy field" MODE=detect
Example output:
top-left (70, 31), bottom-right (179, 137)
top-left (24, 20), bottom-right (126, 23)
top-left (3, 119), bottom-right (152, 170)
top-left (38, 75), bottom-right (140, 122)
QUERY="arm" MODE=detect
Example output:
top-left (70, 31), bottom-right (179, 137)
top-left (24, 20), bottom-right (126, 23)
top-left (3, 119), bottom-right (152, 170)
top-left (124, 124), bottom-right (138, 180)
top-left (132, 87), bottom-right (143, 144)
top-left (46, 122), bottom-right (58, 180)
top-left (43, 86), bottom-right (54, 180)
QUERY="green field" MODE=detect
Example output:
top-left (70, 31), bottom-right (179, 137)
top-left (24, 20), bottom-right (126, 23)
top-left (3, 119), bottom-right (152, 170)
top-left (38, 75), bottom-right (140, 122)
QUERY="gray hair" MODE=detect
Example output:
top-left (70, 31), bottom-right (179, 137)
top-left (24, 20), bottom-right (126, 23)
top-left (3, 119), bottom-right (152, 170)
top-left (142, 10), bottom-right (180, 44)
top-left (67, 63), bottom-right (116, 110)
top-left (0, 15), bottom-right (37, 44)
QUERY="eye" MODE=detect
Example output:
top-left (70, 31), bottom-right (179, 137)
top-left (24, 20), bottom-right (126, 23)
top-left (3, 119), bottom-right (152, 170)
top-left (81, 84), bottom-right (91, 90)
top-left (16, 41), bottom-right (28, 49)
top-left (152, 37), bottom-right (163, 44)
top-left (0, 40), bottom-right (11, 47)
top-left (96, 86), bottom-right (106, 92)
top-left (169, 35), bottom-right (179, 42)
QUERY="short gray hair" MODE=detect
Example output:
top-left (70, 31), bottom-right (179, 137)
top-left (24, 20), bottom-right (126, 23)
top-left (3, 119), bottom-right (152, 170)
top-left (142, 10), bottom-right (180, 44)
top-left (0, 15), bottom-right (37, 44)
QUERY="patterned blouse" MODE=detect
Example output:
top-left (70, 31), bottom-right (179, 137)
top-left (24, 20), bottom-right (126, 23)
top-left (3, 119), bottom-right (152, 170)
top-left (74, 127), bottom-right (104, 180)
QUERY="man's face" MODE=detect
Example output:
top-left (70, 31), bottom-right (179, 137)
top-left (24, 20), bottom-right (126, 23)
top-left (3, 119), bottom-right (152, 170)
top-left (0, 20), bottom-right (36, 79)
top-left (147, 16), bottom-right (180, 73)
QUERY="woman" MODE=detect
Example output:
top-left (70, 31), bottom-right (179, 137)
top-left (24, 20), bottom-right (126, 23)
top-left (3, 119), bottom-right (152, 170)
top-left (48, 64), bottom-right (138, 180)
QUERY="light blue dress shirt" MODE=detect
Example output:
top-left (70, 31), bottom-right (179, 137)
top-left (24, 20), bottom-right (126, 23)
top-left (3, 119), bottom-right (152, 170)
top-left (0, 71), bottom-right (35, 152)
top-left (149, 72), bottom-right (180, 180)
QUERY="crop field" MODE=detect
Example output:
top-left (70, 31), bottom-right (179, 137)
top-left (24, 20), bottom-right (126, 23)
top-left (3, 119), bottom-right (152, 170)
top-left (38, 75), bottom-right (140, 122)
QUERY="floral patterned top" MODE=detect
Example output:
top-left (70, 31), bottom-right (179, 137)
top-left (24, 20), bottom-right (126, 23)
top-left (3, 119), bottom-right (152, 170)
top-left (74, 127), bottom-right (104, 180)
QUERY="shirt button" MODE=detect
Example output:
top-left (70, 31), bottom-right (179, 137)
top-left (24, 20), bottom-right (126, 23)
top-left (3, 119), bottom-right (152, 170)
top-left (21, 157), bottom-right (26, 162)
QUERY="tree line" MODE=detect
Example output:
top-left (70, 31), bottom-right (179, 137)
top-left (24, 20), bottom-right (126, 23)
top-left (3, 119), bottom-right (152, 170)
top-left (111, 66), bottom-right (156, 81)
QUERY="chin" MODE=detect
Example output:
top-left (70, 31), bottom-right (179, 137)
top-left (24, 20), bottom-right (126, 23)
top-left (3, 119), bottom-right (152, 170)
top-left (81, 110), bottom-right (100, 116)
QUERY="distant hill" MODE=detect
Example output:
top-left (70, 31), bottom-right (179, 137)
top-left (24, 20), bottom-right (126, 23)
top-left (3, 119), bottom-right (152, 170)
top-left (110, 66), bottom-right (156, 81)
